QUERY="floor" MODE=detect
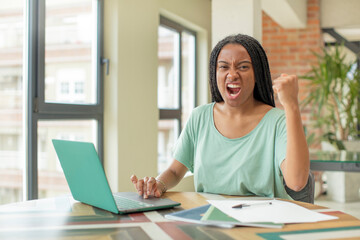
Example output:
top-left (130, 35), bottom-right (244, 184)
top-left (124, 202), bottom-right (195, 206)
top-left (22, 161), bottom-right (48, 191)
top-left (315, 194), bottom-right (360, 219)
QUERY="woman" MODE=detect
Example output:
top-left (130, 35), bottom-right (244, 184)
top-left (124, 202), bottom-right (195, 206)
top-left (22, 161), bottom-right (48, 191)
top-left (131, 34), bottom-right (309, 200)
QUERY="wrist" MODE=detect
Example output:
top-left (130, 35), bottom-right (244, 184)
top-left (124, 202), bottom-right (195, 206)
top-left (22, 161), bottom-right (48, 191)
top-left (283, 101), bottom-right (300, 112)
top-left (156, 178), bottom-right (167, 193)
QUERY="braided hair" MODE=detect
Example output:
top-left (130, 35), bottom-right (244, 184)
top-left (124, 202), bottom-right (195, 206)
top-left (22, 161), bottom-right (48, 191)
top-left (209, 34), bottom-right (275, 107)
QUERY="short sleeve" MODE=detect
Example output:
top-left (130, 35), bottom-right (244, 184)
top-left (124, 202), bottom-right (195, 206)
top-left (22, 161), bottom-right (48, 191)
top-left (172, 112), bottom-right (196, 173)
top-left (275, 113), bottom-right (287, 174)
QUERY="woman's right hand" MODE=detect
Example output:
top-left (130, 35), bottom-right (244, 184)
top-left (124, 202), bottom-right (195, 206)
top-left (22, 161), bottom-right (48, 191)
top-left (130, 175), bottom-right (165, 198)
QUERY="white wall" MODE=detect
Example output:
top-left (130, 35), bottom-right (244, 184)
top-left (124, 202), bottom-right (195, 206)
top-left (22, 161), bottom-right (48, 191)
top-left (321, 0), bottom-right (360, 29)
top-left (262, 0), bottom-right (306, 29)
top-left (103, 0), bottom-right (211, 192)
top-left (212, 0), bottom-right (262, 45)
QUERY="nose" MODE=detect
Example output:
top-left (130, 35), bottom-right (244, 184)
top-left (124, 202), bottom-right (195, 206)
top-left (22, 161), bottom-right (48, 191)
top-left (226, 67), bottom-right (239, 80)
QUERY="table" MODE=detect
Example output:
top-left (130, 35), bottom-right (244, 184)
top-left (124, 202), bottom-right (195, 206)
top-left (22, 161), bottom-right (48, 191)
top-left (0, 192), bottom-right (359, 240)
top-left (310, 150), bottom-right (360, 172)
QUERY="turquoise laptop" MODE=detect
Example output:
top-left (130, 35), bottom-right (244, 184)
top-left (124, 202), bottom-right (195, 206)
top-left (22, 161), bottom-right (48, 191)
top-left (52, 139), bottom-right (180, 214)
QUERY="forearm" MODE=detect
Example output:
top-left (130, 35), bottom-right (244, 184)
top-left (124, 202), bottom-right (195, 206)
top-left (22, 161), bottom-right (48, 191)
top-left (156, 160), bottom-right (187, 191)
top-left (283, 103), bottom-right (310, 191)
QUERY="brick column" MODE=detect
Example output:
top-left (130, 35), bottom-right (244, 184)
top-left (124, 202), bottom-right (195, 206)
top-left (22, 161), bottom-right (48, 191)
top-left (262, 0), bottom-right (323, 148)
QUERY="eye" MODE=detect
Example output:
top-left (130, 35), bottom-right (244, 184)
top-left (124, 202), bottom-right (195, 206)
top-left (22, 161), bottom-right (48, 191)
top-left (238, 64), bottom-right (251, 71)
top-left (218, 65), bottom-right (228, 69)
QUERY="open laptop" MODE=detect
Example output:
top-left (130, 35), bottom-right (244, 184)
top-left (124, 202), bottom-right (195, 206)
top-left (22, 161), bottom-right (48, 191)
top-left (52, 139), bottom-right (180, 214)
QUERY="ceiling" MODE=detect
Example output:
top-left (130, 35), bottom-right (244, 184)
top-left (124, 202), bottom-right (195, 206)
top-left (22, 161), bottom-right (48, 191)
top-left (262, 0), bottom-right (360, 55)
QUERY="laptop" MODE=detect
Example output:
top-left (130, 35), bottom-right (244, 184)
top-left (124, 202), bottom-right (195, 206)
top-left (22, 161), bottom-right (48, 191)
top-left (52, 139), bottom-right (181, 214)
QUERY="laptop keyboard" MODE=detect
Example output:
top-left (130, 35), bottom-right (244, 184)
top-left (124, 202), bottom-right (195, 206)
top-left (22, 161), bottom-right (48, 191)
top-left (113, 194), bottom-right (154, 210)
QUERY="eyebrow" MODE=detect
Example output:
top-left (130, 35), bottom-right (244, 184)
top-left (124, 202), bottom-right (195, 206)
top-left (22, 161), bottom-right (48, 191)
top-left (217, 60), bottom-right (252, 65)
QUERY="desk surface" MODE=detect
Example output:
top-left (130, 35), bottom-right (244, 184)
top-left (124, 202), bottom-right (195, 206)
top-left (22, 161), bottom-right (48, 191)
top-left (0, 192), bottom-right (359, 240)
top-left (310, 150), bottom-right (360, 172)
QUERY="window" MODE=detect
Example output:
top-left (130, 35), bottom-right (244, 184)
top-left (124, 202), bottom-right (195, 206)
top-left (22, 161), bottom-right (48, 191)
top-left (0, 1), bottom-right (25, 204)
top-left (157, 17), bottom-right (196, 173)
top-left (60, 81), bottom-right (70, 94)
top-left (75, 81), bottom-right (84, 94)
top-left (0, 0), bottom-right (104, 204)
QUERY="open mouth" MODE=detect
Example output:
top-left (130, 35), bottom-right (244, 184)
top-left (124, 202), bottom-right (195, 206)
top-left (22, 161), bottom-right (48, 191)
top-left (227, 84), bottom-right (241, 97)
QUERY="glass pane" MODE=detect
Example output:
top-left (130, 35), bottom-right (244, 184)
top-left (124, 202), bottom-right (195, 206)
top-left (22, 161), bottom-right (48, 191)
top-left (181, 32), bottom-right (196, 128)
top-left (44, 0), bottom-right (97, 104)
top-left (38, 119), bottom-right (98, 199)
top-left (158, 119), bottom-right (179, 173)
top-left (0, 1), bottom-right (24, 204)
top-left (158, 26), bottom-right (179, 109)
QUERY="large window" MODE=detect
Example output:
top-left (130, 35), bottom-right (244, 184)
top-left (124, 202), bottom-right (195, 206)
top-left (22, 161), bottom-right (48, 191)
top-left (157, 17), bottom-right (196, 173)
top-left (0, 0), bottom-right (104, 204)
top-left (0, 1), bottom-right (24, 204)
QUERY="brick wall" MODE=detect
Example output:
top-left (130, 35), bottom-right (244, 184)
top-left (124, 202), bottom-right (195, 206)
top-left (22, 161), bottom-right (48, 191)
top-left (262, 0), bottom-right (323, 148)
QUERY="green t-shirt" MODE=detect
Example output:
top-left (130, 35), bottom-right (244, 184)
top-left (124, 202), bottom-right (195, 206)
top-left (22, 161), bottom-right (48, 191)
top-left (173, 102), bottom-right (292, 200)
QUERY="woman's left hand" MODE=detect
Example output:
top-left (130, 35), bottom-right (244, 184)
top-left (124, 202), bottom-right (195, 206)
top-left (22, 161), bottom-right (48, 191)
top-left (272, 73), bottom-right (299, 108)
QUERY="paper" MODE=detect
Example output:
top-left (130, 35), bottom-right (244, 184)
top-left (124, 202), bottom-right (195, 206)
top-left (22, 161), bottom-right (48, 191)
top-left (165, 204), bottom-right (235, 228)
top-left (207, 199), bottom-right (338, 224)
top-left (201, 205), bottom-right (283, 228)
top-left (165, 204), bottom-right (283, 228)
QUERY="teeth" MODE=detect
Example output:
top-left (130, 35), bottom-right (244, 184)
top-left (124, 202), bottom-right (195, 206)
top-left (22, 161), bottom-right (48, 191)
top-left (230, 93), bottom-right (238, 96)
top-left (228, 84), bottom-right (240, 88)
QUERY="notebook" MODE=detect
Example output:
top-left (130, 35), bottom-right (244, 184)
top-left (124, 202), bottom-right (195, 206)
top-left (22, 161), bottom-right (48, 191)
top-left (52, 139), bottom-right (181, 214)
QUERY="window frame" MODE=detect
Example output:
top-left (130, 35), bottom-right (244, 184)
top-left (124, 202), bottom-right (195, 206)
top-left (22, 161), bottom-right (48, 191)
top-left (26, 0), bottom-right (104, 200)
top-left (158, 16), bottom-right (197, 132)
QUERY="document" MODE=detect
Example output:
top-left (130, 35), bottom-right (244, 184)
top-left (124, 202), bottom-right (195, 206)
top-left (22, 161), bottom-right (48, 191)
top-left (165, 204), bottom-right (235, 228)
top-left (201, 204), bottom-right (283, 228)
top-left (164, 204), bottom-right (283, 228)
top-left (207, 199), bottom-right (338, 224)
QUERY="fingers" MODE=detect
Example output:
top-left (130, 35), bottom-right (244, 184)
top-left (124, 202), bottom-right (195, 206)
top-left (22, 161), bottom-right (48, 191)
top-left (275, 73), bottom-right (297, 82)
top-left (143, 177), bottom-right (157, 199)
top-left (272, 84), bottom-right (279, 93)
top-left (130, 174), bottom-right (140, 194)
top-left (130, 175), bottom-right (160, 199)
top-left (146, 177), bottom-right (157, 196)
top-left (137, 178), bottom-right (145, 196)
top-left (273, 73), bottom-right (299, 107)
top-left (143, 177), bottom-right (149, 198)
top-left (273, 73), bottom-right (298, 93)
top-left (130, 174), bottom-right (138, 184)
top-left (130, 174), bottom-right (145, 196)
top-left (154, 188), bottom-right (162, 198)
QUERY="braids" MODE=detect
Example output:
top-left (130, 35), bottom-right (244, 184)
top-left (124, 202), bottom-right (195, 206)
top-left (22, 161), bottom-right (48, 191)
top-left (209, 34), bottom-right (275, 107)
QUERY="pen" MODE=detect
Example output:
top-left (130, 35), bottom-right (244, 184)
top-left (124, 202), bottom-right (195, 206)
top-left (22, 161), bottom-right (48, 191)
top-left (232, 201), bottom-right (272, 209)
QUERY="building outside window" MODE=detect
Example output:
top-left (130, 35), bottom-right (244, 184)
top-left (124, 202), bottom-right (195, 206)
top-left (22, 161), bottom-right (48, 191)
top-left (0, 1), bottom-right (25, 205)
top-left (0, 0), bottom-right (103, 204)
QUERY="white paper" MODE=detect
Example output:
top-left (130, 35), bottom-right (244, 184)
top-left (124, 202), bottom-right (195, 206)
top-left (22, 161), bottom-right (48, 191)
top-left (207, 199), bottom-right (338, 224)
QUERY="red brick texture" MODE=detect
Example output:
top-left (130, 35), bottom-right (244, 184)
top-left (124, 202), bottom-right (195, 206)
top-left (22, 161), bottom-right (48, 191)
top-left (262, 0), bottom-right (323, 148)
